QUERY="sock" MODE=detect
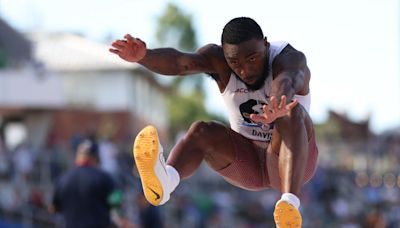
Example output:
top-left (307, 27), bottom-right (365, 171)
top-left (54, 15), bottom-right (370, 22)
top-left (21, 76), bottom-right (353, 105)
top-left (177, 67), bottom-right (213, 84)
top-left (280, 193), bottom-right (300, 209)
top-left (166, 165), bottom-right (180, 193)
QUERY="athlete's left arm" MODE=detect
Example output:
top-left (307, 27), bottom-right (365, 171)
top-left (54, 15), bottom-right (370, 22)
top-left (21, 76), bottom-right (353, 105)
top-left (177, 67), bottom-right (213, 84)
top-left (271, 46), bottom-right (311, 103)
top-left (249, 46), bottom-right (310, 124)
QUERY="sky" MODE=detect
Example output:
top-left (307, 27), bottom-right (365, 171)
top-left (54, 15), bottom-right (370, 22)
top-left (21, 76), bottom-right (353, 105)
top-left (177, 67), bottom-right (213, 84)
top-left (0, 0), bottom-right (399, 133)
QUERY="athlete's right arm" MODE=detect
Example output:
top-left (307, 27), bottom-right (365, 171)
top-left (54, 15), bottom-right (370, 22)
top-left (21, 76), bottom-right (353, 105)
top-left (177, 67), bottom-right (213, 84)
top-left (109, 34), bottom-right (216, 76)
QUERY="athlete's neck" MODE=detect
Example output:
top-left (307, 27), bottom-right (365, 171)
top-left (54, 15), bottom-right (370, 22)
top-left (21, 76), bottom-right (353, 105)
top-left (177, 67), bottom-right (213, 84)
top-left (235, 55), bottom-right (270, 91)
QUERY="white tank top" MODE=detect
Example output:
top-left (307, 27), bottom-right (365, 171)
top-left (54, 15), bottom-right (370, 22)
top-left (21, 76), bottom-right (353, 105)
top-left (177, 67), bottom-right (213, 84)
top-left (221, 41), bottom-right (310, 142)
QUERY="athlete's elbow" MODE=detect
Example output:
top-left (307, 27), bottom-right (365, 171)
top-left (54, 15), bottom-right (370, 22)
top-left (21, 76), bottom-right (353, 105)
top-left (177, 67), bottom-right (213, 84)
top-left (176, 64), bottom-right (195, 75)
top-left (281, 70), bottom-right (305, 92)
top-left (176, 61), bottom-right (203, 75)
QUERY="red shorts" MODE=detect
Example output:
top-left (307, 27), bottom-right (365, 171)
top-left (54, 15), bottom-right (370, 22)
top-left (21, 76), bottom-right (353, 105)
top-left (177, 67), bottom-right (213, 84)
top-left (218, 129), bottom-right (318, 191)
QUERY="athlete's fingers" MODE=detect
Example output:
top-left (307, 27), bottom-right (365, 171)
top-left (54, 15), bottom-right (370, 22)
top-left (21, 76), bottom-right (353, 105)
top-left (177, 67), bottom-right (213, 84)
top-left (124, 34), bottom-right (134, 41)
top-left (109, 48), bottom-right (121, 54)
top-left (117, 40), bottom-right (128, 46)
top-left (286, 99), bottom-right (298, 110)
top-left (131, 37), bottom-right (146, 46)
top-left (271, 96), bottom-right (279, 111)
top-left (111, 43), bottom-right (124, 50)
top-left (250, 114), bottom-right (266, 123)
top-left (280, 96), bottom-right (287, 109)
top-left (111, 41), bottom-right (119, 48)
top-left (124, 35), bottom-right (143, 45)
top-left (262, 104), bottom-right (268, 113)
top-left (263, 104), bottom-right (273, 114)
top-left (112, 40), bottom-right (127, 49)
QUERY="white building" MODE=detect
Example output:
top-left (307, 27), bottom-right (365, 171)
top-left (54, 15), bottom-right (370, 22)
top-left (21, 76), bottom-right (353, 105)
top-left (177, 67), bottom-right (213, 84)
top-left (0, 23), bottom-right (169, 149)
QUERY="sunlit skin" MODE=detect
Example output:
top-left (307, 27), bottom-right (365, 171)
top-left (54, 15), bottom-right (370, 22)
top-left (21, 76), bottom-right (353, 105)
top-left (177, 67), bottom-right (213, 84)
top-left (223, 38), bottom-right (268, 87)
top-left (110, 32), bottom-right (313, 196)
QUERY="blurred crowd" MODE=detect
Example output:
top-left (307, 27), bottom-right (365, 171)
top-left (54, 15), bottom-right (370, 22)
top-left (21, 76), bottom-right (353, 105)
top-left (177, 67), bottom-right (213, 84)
top-left (0, 133), bottom-right (400, 228)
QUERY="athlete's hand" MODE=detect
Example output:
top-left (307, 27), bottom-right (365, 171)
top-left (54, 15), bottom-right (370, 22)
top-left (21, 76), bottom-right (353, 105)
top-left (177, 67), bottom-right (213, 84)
top-left (109, 34), bottom-right (147, 62)
top-left (250, 96), bottom-right (298, 124)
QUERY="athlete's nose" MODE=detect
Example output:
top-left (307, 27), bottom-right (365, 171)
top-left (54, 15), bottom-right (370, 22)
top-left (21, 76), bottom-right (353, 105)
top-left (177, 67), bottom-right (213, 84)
top-left (239, 68), bottom-right (247, 77)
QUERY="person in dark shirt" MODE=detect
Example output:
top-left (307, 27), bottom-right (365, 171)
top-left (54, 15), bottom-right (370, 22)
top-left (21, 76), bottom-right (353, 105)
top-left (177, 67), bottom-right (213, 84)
top-left (137, 193), bottom-right (163, 228)
top-left (51, 139), bottom-right (118, 228)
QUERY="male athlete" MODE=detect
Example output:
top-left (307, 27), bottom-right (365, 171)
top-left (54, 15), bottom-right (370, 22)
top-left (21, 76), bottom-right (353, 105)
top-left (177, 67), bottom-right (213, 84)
top-left (110, 17), bottom-right (318, 227)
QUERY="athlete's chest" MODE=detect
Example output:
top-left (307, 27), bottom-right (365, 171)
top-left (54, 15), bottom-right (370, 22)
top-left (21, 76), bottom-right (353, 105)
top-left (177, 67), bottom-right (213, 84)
top-left (229, 74), bottom-right (272, 102)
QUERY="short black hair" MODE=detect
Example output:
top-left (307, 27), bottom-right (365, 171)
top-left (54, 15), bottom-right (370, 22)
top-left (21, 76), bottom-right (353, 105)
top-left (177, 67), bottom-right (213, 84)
top-left (77, 139), bottom-right (99, 159)
top-left (221, 17), bottom-right (264, 44)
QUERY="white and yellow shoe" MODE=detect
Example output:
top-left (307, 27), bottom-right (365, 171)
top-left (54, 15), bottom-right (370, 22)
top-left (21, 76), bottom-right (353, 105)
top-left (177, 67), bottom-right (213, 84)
top-left (273, 200), bottom-right (302, 228)
top-left (133, 125), bottom-right (170, 206)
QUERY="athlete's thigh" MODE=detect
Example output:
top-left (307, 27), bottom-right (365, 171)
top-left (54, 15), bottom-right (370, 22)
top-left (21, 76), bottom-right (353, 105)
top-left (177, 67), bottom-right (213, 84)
top-left (270, 108), bottom-right (314, 154)
top-left (200, 121), bottom-right (241, 170)
top-left (214, 128), bottom-right (269, 190)
top-left (267, 111), bottom-right (317, 189)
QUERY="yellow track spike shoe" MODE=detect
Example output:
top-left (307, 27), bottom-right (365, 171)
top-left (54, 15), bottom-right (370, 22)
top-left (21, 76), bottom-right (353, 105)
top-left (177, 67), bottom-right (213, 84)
top-left (133, 125), bottom-right (170, 206)
top-left (273, 200), bottom-right (302, 228)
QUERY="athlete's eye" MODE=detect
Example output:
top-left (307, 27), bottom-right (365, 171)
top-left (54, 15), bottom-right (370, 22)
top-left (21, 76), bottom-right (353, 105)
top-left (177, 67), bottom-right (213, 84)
top-left (249, 57), bottom-right (256, 62)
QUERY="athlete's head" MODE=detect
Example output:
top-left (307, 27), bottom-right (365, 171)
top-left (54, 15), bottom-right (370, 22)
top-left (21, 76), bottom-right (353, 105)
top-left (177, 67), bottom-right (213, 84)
top-left (221, 17), bottom-right (270, 91)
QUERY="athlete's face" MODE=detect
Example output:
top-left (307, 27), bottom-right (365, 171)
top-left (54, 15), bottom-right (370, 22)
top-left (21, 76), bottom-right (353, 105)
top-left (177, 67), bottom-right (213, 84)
top-left (223, 38), bottom-right (269, 89)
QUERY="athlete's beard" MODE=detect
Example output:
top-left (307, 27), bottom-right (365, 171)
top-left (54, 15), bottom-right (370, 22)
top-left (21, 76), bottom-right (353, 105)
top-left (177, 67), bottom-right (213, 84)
top-left (234, 57), bottom-right (270, 91)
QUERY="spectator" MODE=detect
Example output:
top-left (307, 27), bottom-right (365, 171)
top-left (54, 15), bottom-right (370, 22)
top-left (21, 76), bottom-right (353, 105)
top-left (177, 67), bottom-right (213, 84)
top-left (50, 139), bottom-right (121, 228)
top-left (137, 194), bottom-right (163, 228)
top-left (12, 142), bottom-right (35, 183)
top-left (99, 138), bottom-right (119, 182)
top-left (0, 138), bottom-right (10, 179)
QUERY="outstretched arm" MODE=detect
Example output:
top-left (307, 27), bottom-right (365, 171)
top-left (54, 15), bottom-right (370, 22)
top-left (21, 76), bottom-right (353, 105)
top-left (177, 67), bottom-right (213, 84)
top-left (110, 34), bottom-right (216, 76)
top-left (270, 48), bottom-right (310, 101)
top-left (250, 47), bottom-right (310, 124)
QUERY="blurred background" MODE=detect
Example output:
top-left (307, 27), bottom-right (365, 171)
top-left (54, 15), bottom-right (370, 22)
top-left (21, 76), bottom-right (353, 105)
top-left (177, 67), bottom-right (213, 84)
top-left (0, 0), bottom-right (399, 227)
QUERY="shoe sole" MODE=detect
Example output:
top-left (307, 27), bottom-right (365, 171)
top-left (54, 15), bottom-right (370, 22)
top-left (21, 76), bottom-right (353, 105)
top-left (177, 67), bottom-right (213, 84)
top-left (274, 201), bottom-right (302, 228)
top-left (133, 125), bottom-right (163, 206)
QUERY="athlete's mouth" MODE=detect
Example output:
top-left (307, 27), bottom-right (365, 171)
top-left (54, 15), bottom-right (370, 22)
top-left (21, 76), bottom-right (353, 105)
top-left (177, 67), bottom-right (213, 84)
top-left (245, 76), bottom-right (259, 85)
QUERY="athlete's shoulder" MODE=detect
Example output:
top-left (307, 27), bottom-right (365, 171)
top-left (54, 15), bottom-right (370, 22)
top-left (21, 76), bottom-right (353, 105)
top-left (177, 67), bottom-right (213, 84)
top-left (278, 44), bottom-right (305, 57)
top-left (274, 44), bottom-right (307, 69)
top-left (197, 44), bottom-right (231, 91)
top-left (197, 44), bottom-right (224, 59)
top-left (197, 44), bottom-right (229, 71)
top-left (272, 43), bottom-right (311, 94)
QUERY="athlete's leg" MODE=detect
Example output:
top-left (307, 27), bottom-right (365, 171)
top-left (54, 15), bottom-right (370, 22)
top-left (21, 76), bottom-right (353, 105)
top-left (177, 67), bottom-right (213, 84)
top-left (169, 121), bottom-right (270, 191)
top-left (134, 121), bottom-right (238, 206)
top-left (271, 104), bottom-right (312, 195)
top-left (167, 120), bottom-right (238, 179)
top-left (271, 104), bottom-right (314, 227)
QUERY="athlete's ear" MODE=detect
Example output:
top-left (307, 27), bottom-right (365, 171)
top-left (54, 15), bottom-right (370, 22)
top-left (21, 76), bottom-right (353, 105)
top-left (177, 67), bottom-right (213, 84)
top-left (263, 37), bottom-right (269, 47)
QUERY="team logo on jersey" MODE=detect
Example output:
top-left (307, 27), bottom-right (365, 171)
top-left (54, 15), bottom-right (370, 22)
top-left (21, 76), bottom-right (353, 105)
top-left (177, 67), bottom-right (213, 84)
top-left (239, 99), bottom-right (273, 131)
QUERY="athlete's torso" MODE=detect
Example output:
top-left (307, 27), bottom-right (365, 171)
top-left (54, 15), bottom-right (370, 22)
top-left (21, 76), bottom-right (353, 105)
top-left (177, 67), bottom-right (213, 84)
top-left (221, 41), bottom-right (291, 141)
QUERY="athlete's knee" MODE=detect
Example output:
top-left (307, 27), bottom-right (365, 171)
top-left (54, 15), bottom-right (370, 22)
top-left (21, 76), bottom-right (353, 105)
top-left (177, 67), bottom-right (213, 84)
top-left (288, 104), bottom-right (306, 121)
top-left (276, 104), bottom-right (306, 128)
top-left (188, 121), bottom-right (219, 135)
top-left (187, 121), bottom-right (224, 139)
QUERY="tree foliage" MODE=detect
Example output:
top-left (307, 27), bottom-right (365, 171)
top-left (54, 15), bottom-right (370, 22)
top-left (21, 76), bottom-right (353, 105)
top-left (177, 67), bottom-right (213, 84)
top-left (155, 3), bottom-right (226, 140)
top-left (156, 3), bottom-right (197, 51)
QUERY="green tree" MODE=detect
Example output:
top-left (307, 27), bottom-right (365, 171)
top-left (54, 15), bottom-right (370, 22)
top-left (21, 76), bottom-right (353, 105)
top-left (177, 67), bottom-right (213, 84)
top-left (156, 3), bottom-right (197, 52)
top-left (155, 3), bottom-right (226, 139)
top-left (156, 3), bottom-right (202, 93)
